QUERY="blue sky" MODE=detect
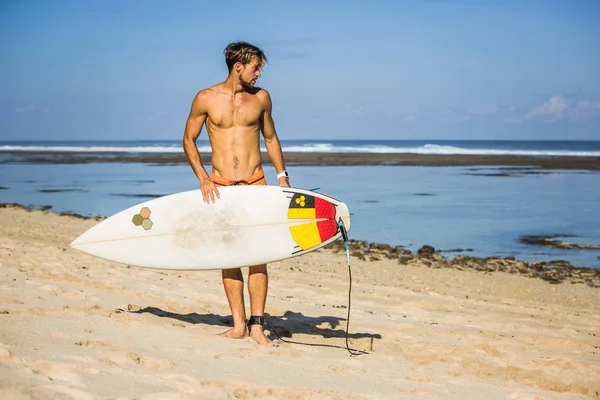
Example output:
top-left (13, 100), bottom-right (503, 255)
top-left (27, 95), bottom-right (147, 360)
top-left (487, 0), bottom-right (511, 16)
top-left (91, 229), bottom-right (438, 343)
top-left (1, 0), bottom-right (599, 141)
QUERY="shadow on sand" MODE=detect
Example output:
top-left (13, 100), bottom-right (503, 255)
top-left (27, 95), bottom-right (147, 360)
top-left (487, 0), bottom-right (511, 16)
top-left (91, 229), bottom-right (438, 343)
top-left (128, 306), bottom-right (380, 354)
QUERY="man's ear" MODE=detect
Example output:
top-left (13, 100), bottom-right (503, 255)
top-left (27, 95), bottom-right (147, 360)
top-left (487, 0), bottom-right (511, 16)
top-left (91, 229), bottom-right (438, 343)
top-left (234, 62), bottom-right (243, 73)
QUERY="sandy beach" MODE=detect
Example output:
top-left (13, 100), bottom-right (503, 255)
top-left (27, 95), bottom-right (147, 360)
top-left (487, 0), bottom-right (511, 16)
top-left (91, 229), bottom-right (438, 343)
top-left (1, 205), bottom-right (599, 399)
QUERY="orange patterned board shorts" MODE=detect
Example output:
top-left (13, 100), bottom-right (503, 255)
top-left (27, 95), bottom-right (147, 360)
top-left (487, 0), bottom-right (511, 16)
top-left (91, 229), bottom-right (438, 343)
top-left (210, 170), bottom-right (267, 186)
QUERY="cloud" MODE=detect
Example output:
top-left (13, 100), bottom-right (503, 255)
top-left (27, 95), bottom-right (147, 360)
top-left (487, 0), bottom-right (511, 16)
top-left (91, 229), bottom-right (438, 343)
top-left (527, 95), bottom-right (600, 122)
top-left (339, 95), bottom-right (599, 126)
top-left (527, 95), bottom-right (567, 120)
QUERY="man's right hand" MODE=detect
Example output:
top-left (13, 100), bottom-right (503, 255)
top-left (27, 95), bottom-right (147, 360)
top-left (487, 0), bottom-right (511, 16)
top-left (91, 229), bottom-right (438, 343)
top-left (199, 176), bottom-right (220, 204)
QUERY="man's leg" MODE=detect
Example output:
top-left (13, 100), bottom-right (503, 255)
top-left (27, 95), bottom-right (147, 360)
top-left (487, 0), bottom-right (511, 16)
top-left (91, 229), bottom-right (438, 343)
top-left (219, 268), bottom-right (248, 338)
top-left (248, 264), bottom-right (277, 346)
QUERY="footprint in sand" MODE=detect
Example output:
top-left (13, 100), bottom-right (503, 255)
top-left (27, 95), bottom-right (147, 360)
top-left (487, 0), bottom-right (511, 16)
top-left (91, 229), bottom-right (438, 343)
top-left (74, 340), bottom-right (110, 347)
top-left (99, 350), bottom-right (175, 370)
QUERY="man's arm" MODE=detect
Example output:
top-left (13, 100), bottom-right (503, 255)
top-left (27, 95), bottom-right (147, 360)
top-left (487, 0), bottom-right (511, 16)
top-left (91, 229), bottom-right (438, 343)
top-left (183, 90), bottom-right (220, 203)
top-left (260, 90), bottom-right (290, 187)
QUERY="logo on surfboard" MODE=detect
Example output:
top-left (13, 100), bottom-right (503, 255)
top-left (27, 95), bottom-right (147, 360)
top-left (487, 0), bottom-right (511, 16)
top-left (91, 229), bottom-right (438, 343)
top-left (132, 207), bottom-right (153, 230)
top-left (287, 193), bottom-right (337, 250)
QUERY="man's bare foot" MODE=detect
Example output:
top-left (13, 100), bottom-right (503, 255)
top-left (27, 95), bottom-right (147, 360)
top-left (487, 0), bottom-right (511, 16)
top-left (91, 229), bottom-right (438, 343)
top-left (219, 325), bottom-right (248, 339)
top-left (249, 325), bottom-right (279, 347)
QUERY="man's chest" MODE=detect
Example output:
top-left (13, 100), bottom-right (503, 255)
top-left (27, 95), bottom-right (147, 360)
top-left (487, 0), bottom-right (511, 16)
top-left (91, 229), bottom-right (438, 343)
top-left (207, 96), bottom-right (263, 128)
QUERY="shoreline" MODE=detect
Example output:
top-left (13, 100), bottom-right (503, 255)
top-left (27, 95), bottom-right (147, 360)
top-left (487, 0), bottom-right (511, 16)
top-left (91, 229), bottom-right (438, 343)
top-left (2, 151), bottom-right (600, 170)
top-left (3, 202), bottom-right (598, 286)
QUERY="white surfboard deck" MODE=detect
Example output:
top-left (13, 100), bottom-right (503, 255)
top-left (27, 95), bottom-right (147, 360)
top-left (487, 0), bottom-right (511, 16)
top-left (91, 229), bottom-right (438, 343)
top-left (70, 186), bottom-right (351, 271)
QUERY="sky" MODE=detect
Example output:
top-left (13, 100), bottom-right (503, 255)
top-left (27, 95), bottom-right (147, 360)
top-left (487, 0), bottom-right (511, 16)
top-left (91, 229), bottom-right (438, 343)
top-left (1, 0), bottom-right (599, 141)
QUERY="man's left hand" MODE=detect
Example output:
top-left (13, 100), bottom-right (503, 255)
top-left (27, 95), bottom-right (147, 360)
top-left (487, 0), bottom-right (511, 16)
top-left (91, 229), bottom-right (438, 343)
top-left (278, 177), bottom-right (290, 187)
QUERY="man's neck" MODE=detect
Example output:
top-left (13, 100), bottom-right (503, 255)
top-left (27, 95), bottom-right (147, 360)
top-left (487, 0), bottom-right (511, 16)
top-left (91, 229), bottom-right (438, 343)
top-left (222, 76), bottom-right (245, 95)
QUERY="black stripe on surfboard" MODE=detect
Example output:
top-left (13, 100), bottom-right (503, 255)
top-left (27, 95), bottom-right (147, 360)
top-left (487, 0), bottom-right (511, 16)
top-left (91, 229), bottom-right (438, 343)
top-left (290, 236), bottom-right (342, 255)
top-left (283, 190), bottom-right (315, 199)
top-left (283, 189), bottom-right (343, 204)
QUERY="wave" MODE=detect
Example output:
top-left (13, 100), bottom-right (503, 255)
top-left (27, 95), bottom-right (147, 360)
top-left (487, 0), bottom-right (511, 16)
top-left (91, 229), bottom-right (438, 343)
top-left (283, 144), bottom-right (600, 156)
top-left (1, 143), bottom-right (599, 157)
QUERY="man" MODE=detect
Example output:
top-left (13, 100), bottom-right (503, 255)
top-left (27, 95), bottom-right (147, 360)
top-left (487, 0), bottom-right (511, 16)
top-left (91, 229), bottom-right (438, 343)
top-left (183, 42), bottom-right (290, 346)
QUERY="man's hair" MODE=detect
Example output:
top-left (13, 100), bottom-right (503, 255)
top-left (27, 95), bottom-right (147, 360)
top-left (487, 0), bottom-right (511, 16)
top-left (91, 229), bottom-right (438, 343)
top-left (224, 41), bottom-right (267, 72)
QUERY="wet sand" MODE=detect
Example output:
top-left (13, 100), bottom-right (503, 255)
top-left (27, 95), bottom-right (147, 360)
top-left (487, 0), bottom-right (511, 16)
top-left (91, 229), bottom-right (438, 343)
top-left (1, 205), bottom-right (599, 399)
top-left (2, 151), bottom-right (600, 170)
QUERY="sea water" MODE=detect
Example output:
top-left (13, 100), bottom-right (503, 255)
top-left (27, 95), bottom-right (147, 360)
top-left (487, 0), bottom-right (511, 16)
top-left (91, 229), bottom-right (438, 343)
top-left (1, 159), bottom-right (599, 268)
top-left (2, 139), bottom-right (600, 157)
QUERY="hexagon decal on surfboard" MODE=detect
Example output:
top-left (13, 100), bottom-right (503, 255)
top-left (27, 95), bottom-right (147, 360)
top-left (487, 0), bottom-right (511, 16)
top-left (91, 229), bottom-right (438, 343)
top-left (132, 207), bottom-right (153, 230)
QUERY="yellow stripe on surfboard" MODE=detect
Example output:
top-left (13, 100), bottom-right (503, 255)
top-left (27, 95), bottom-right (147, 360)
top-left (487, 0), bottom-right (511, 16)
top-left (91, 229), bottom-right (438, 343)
top-left (288, 208), bottom-right (316, 219)
top-left (289, 222), bottom-right (322, 250)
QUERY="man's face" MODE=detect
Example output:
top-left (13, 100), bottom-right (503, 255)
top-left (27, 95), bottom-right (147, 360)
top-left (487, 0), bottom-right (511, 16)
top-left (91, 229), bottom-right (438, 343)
top-left (238, 57), bottom-right (263, 88)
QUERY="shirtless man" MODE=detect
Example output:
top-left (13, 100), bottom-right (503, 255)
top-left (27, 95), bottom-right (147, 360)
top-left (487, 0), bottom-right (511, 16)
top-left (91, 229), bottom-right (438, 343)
top-left (182, 42), bottom-right (289, 346)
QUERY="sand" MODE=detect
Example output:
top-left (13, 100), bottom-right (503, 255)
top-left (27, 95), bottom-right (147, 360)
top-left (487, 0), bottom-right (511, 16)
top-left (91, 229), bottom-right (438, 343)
top-left (1, 205), bottom-right (599, 399)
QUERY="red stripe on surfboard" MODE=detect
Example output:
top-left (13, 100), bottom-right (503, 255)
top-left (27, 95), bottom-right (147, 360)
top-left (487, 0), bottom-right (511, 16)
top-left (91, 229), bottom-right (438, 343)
top-left (315, 197), bottom-right (335, 219)
top-left (317, 219), bottom-right (338, 242)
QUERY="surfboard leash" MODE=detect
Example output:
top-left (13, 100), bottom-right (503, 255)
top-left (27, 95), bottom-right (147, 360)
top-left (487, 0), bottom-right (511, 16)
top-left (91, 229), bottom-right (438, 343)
top-left (337, 217), bottom-right (366, 356)
top-left (264, 217), bottom-right (367, 356)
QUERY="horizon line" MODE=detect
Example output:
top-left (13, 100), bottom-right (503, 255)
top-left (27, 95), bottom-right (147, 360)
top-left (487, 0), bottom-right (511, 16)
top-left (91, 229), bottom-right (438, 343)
top-left (1, 138), bottom-right (600, 143)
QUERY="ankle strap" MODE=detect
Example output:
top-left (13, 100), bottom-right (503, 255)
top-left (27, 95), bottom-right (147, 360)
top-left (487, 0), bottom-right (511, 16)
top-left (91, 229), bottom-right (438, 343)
top-left (248, 316), bottom-right (265, 326)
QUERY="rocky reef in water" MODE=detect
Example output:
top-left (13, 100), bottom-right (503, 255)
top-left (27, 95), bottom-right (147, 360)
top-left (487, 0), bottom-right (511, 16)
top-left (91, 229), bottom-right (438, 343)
top-left (324, 240), bottom-right (600, 288)
top-left (519, 234), bottom-right (600, 250)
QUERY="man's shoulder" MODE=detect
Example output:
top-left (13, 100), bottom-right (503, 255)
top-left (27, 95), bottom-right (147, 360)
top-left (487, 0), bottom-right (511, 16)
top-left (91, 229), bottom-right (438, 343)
top-left (252, 86), bottom-right (269, 95)
top-left (192, 86), bottom-right (221, 108)
top-left (195, 85), bottom-right (220, 99)
top-left (251, 87), bottom-right (271, 102)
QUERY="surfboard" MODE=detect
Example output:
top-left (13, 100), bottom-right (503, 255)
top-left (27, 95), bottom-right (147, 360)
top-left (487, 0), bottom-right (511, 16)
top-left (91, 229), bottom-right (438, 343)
top-left (70, 186), bottom-right (351, 271)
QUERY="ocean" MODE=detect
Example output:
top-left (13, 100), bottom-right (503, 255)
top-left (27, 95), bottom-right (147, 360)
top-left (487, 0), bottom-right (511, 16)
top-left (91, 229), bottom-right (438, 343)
top-left (2, 139), bottom-right (600, 156)
top-left (1, 139), bottom-right (599, 268)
